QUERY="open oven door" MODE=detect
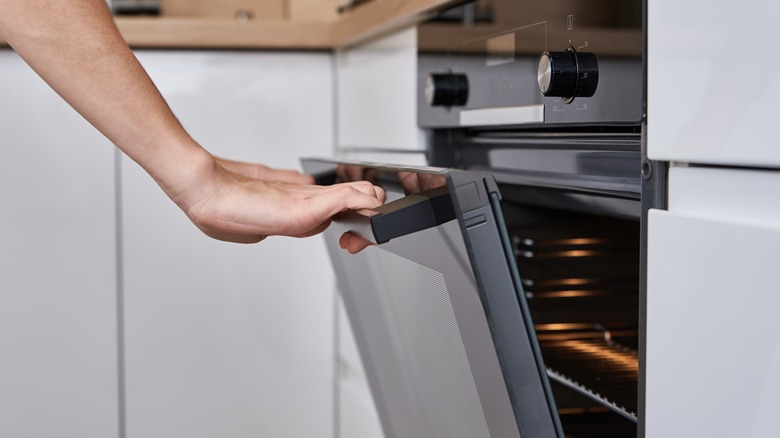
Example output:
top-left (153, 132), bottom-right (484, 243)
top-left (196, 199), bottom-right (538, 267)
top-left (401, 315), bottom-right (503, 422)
top-left (302, 158), bottom-right (563, 438)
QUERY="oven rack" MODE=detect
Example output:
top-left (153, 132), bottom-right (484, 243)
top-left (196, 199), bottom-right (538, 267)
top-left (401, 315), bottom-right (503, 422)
top-left (541, 335), bottom-right (639, 422)
top-left (547, 367), bottom-right (637, 422)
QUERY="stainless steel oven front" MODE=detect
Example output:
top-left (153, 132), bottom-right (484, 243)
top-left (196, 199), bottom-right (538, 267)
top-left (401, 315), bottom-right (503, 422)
top-left (417, 0), bottom-right (643, 129)
top-left (306, 0), bottom-right (654, 436)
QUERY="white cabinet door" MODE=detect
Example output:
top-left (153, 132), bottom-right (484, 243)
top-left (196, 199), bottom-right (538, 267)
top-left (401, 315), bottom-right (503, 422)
top-left (122, 51), bottom-right (336, 438)
top-left (337, 296), bottom-right (385, 438)
top-left (336, 27), bottom-right (425, 153)
top-left (648, 0), bottom-right (780, 167)
top-left (646, 167), bottom-right (780, 437)
top-left (0, 50), bottom-right (119, 438)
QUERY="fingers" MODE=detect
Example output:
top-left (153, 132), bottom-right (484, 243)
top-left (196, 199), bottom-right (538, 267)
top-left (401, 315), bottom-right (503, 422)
top-left (322, 184), bottom-right (385, 214)
top-left (398, 171), bottom-right (420, 194)
top-left (339, 232), bottom-right (373, 254)
top-left (335, 180), bottom-right (386, 203)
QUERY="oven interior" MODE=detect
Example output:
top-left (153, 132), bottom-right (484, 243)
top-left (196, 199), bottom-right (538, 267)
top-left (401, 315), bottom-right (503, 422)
top-left (429, 128), bottom-right (642, 437)
top-left (505, 202), bottom-right (639, 437)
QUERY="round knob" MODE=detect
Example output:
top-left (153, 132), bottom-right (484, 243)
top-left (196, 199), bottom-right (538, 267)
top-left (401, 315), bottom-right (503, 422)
top-left (537, 50), bottom-right (599, 103)
top-left (426, 73), bottom-right (469, 107)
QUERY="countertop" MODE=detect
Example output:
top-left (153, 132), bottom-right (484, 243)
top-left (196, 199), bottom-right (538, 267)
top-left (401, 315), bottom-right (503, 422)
top-left (0, 0), bottom-right (457, 49)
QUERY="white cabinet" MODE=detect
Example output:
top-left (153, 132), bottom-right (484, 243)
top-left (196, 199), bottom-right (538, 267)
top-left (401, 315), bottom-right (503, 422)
top-left (336, 27), bottom-right (426, 154)
top-left (336, 296), bottom-right (385, 438)
top-left (121, 51), bottom-right (336, 438)
top-left (648, 0), bottom-right (780, 168)
top-left (646, 167), bottom-right (780, 437)
top-left (0, 50), bottom-right (119, 438)
top-left (648, 0), bottom-right (780, 433)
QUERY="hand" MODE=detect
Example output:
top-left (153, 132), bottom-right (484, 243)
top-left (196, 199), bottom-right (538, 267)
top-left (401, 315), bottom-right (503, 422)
top-left (338, 231), bottom-right (374, 255)
top-left (334, 164), bottom-right (383, 254)
top-left (178, 157), bottom-right (385, 244)
top-left (337, 170), bottom-right (449, 254)
top-left (0, 0), bottom-right (385, 248)
top-left (214, 156), bottom-right (314, 185)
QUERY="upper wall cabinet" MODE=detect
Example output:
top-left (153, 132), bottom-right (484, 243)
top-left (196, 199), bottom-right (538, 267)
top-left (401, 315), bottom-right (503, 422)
top-left (648, 0), bottom-right (780, 168)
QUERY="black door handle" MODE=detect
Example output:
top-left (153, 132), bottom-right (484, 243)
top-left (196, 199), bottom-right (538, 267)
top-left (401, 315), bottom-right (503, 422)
top-left (332, 186), bottom-right (456, 244)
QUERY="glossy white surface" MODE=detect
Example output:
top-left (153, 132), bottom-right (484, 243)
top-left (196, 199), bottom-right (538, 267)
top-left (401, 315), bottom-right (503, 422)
top-left (122, 51), bottom-right (336, 438)
top-left (336, 27), bottom-right (426, 151)
top-left (647, 166), bottom-right (780, 437)
top-left (647, 211), bottom-right (780, 437)
top-left (337, 295), bottom-right (385, 438)
top-left (648, 0), bottom-right (780, 167)
top-left (0, 50), bottom-right (119, 438)
top-left (667, 166), bottom-right (780, 229)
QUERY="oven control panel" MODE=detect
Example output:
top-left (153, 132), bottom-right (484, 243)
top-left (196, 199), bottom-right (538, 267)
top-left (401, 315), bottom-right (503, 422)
top-left (417, 0), bottom-right (643, 128)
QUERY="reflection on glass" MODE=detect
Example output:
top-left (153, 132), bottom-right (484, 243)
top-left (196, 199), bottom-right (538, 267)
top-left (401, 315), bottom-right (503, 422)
top-left (420, 0), bottom-right (642, 57)
top-left (335, 164), bottom-right (447, 196)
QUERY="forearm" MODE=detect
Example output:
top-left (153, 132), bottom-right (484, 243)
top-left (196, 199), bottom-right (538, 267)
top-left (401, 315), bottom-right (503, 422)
top-left (0, 0), bottom-right (385, 246)
top-left (0, 0), bottom-right (213, 205)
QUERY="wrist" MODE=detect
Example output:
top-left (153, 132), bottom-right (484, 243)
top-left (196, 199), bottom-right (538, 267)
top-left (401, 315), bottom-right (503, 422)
top-left (148, 139), bottom-right (222, 213)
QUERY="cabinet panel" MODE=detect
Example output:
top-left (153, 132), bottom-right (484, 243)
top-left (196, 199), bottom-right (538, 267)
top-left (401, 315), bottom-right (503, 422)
top-left (646, 209), bottom-right (780, 437)
top-left (122, 51), bottom-right (335, 438)
top-left (667, 166), bottom-right (780, 229)
top-left (336, 27), bottom-right (425, 152)
top-left (648, 0), bottom-right (780, 167)
top-left (0, 50), bottom-right (119, 438)
top-left (337, 295), bottom-right (385, 438)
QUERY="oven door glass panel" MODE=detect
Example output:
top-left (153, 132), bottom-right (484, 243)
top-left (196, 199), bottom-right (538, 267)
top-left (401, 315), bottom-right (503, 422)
top-left (302, 159), bottom-right (562, 438)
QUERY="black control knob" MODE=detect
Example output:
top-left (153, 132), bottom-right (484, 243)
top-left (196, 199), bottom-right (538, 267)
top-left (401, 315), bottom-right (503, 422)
top-left (537, 50), bottom-right (599, 103)
top-left (425, 73), bottom-right (469, 107)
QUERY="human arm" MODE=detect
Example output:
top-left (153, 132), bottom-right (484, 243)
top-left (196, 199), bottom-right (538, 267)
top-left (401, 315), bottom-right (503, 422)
top-left (0, 0), bottom-right (383, 244)
top-left (214, 156), bottom-right (314, 185)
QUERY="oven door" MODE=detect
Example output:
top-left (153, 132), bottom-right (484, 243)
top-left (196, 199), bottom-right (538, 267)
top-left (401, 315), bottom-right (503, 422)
top-left (302, 159), bottom-right (563, 438)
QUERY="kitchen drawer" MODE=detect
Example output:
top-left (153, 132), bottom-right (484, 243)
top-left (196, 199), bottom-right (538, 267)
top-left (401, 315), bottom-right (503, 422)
top-left (648, 0), bottom-right (780, 167)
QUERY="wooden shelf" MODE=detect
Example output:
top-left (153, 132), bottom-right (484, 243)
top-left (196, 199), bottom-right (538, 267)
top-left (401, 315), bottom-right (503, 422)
top-left (332, 0), bottom-right (455, 48)
top-left (114, 17), bottom-right (333, 49)
top-left (0, 0), bottom-right (458, 50)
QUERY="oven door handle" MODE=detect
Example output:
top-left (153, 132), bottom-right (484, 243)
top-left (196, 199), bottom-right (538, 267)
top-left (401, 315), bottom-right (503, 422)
top-left (331, 186), bottom-right (456, 244)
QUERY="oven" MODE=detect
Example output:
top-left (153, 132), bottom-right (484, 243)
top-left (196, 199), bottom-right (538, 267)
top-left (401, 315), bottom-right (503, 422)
top-left (304, 0), bottom-right (659, 436)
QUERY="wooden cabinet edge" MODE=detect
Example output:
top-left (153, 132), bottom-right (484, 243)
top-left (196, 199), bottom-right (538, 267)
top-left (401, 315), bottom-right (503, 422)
top-left (332, 0), bottom-right (457, 48)
top-left (0, 0), bottom-right (458, 50)
top-left (115, 17), bottom-right (334, 49)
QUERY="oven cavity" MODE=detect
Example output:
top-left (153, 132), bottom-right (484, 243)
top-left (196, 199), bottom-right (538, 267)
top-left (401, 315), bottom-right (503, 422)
top-left (509, 206), bottom-right (639, 436)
